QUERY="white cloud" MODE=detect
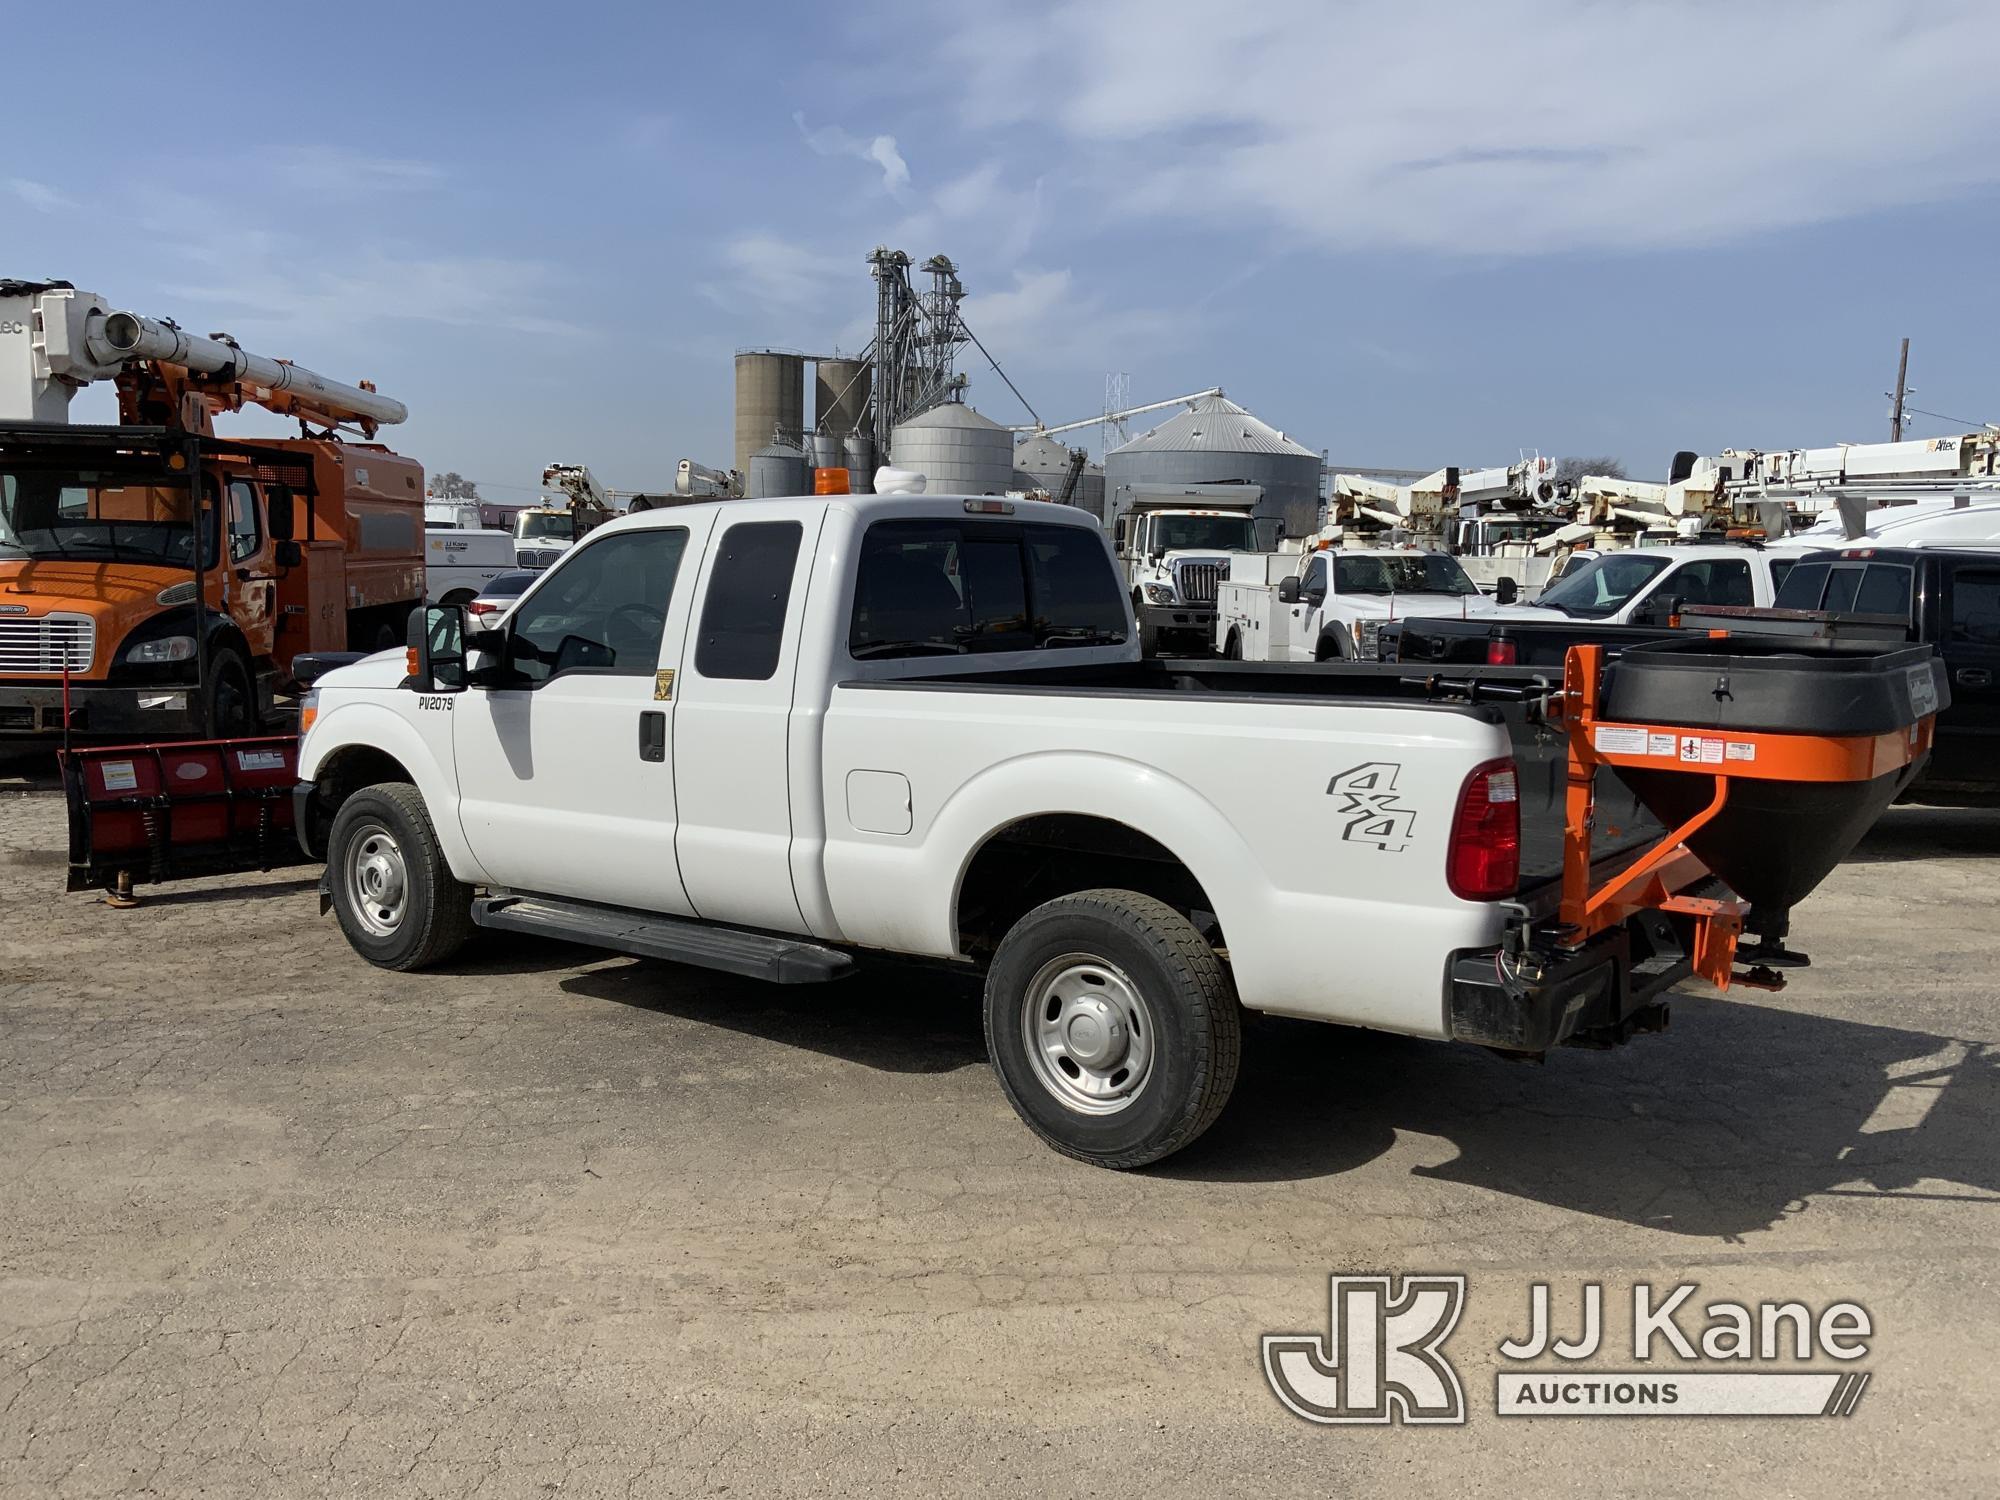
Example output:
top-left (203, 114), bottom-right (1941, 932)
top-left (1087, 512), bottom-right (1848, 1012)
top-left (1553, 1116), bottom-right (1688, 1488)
top-left (795, 113), bottom-right (911, 193)
top-left (7, 178), bottom-right (75, 213)
top-left (705, 233), bottom-right (853, 312)
top-left (267, 146), bottom-right (446, 194)
top-left (935, 0), bottom-right (2000, 255)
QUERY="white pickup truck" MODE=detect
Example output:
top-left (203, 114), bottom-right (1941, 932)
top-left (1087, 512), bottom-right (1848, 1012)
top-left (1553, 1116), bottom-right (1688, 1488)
top-left (1217, 546), bottom-right (1498, 661)
top-left (292, 493), bottom-right (1745, 1167)
top-left (1489, 542), bottom-right (1798, 628)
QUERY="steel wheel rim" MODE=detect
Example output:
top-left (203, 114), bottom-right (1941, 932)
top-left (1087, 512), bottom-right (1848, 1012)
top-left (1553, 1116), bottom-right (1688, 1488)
top-left (1020, 952), bottom-right (1155, 1116)
top-left (345, 822), bottom-right (408, 938)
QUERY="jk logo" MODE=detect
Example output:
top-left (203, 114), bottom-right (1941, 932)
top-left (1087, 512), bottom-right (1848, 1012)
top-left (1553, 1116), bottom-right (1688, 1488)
top-left (1263, 1274), bottom-right (1467, 1425)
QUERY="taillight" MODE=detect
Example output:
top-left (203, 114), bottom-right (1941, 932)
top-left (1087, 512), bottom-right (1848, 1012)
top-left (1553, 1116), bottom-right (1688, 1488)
top-left (467, 600), bottom-right (499, 617)
top-left (1485, 636), bottom-right (1517, 666)
top-left (1447, 758), bottom-right (1520, 901)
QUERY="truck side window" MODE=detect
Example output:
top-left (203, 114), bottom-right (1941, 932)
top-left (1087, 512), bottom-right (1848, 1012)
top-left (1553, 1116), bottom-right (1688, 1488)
top-left (506, 527), bottom-right (689, 684)
top-left (1670, 558), bottom-right (1752, 607)
top-left (1301, 555), bottom-right (1328, 598)
top-left (1950, 569), bottom-right (2000, 644)
top-left (226, 480), bottom-right (261, 562)
top-left (694, 520), bottom-right (804, 680)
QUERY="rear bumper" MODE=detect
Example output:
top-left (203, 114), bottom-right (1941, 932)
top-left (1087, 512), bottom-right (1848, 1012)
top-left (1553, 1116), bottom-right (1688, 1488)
top-left (0, 682), bottom-right (198, 740)
top-left (1447, 909), bottom-right (1692, 1053)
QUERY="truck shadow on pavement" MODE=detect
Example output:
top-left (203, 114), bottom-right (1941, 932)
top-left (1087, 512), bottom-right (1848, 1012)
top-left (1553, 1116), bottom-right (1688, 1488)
top-left (561, 957), bottom-right (989, 1075)
top-left (1165, 1000), bottom-right (2000, 1239)
top-left (1841, 804), bottom-right (2000, 863)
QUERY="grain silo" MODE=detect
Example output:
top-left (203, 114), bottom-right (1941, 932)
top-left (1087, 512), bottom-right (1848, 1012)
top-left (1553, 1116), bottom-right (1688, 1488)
top-left (747, 438), bottom-right (807, 499)
top-left (1012, 432), bottom-right (1106, 520)
top-left (733, 350), bottom-right (805, 479)
top-left (1105, 392), bottom-right (1321, 539)
top-left (814, 358), bottom-right (872, 443)
top-left (889, 402), bottom-right (1012, 494)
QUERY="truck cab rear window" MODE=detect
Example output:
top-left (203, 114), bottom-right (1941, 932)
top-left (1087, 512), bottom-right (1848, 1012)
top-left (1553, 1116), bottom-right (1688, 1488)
top-left (695, 520), bottom-right (804, 680)
top-left (851, 519), bottom-right (1127, 659)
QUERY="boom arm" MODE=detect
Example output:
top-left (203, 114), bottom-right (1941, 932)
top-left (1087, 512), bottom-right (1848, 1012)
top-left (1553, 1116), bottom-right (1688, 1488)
top-left (2, 280), bottom-right (406, 434)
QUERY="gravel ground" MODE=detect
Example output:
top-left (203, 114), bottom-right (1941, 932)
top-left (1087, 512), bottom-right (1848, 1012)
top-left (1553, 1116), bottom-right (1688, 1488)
top-left (1, 766), bottom-right (1995, 1498)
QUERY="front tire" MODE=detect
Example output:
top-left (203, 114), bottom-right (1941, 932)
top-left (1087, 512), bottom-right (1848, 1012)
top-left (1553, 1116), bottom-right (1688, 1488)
top-left (326, 782), bottom-right (475, 971)
top-left (204, 647), bottom-right (257, 736)
top-left (984, 889), bottom-right (1241, 1168)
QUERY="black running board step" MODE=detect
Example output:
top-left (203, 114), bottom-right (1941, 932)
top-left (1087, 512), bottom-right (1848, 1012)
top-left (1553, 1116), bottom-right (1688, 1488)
top-left (473, 895), bottom-right (855, 984)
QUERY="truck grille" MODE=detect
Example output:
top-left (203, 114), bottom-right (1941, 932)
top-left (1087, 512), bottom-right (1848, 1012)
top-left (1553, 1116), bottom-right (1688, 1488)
top-left (0, 615), bottom-right (94, 675)
top-left (1173, 559), bottom-right (1221, 605)
top-left (517, 548), bottom-right (561, 570)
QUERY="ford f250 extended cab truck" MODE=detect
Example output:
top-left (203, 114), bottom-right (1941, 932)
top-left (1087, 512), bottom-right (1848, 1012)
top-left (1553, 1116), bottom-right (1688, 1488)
top-left (293, 493), bottom-right (1910, 1167)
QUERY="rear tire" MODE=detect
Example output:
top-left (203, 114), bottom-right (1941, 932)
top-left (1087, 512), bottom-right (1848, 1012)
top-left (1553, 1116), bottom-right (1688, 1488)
top-left (326, 782), bottom-right (475, 971)
top-left (984, 889), bottom-right (1241, 1168)
top-left (1222, 630), bottom-right (1243, 661)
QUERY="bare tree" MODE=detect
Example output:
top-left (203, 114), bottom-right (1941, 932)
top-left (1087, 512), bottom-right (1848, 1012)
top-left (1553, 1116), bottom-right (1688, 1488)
top-left (1553, 455), bottom-right (1626, 488)
top-left (430, 471), bottom-right (479, 500)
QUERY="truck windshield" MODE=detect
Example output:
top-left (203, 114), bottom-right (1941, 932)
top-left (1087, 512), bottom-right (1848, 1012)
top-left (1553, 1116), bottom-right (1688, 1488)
top-left (851, 519), bottom-right (1129, 658)
top-left (516, 513), bottom-right (574, 541)
top-left (1334, 553), bottom-right (1479, 596)
top-left (1152, 515), bottom-right (1255, 552)
top-left (0, 469), bottom-right (217, 569)
top-left (1535, 551), bottom-right (1671, 617)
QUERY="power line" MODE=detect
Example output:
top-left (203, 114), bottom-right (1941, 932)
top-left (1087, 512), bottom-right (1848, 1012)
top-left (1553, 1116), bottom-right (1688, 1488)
top-left (1900, 403), bottom-right (1997, 433)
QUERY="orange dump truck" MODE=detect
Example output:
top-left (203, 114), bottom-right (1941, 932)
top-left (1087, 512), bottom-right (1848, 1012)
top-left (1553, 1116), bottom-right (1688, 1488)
top-left (0, 280), bottom-right (425, 740)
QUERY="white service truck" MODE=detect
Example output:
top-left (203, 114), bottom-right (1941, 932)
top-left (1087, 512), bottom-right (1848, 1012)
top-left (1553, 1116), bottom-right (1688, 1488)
top-left (1217, 546), bottom-right (1498, 661)
top-left (1110, 489), bottom-right (1266, 654)
top-left (423, 502), bottom-right (516, 605)
top-left (292, 493), bottom-right (1793, 1167)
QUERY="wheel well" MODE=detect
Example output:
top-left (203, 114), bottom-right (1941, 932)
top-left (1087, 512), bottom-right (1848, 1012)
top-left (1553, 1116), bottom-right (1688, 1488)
top-left (955, 814), bottom-right (1223, 959)
top-left (303, 745), bottom-right (415, 856)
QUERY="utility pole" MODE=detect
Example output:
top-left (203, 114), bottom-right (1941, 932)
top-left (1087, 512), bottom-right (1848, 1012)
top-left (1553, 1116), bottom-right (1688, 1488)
top-left (1890, 337), bottom-right (1910, 442)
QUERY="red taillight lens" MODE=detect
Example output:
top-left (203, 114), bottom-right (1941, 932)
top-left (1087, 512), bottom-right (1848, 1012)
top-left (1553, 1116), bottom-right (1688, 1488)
top-left (1485, 637), bottom-right (1518, 666)
top-left (1447, 758), bottom-right (1520, 901)
top-left (467, 600), bottom-right (498, 617)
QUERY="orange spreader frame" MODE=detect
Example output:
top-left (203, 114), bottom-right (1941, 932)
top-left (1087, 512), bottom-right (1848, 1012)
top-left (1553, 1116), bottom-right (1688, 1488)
top-left (1552, 645), bottom-right (1933, 992)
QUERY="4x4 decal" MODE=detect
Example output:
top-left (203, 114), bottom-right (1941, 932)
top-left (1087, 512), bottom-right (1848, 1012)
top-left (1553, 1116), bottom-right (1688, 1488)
top-left (1327, 762), bottom-right (1416, 852)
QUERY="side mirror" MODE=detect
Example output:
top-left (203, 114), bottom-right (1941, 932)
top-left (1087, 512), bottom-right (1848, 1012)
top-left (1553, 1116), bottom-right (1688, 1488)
top-left (1495, 576), bottom-right (1519, 605)
top-left (266, 484), bottom-right (296, 541)
top-left (1637, 592), bottom-right (1682, 626)
top-left (406, 603), bottom-right (467, 692)
top-left (275, 540), bottom-right (303, 568)
top-left (1277, 576), bottom-right (1302, 604)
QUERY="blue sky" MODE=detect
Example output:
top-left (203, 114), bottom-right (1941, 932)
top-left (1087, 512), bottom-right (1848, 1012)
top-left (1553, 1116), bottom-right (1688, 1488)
top-left (6, 1), bottom-right (1996, 499)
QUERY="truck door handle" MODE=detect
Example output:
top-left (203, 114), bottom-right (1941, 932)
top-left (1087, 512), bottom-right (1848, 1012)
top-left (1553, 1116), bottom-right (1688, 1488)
top-left (638, 710), bottom-right (665, 761)
top-left (1957, 667), bottom-right (1993, 688)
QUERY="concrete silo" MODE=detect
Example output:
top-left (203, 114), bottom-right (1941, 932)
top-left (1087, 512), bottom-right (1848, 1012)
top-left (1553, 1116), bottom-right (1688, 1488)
top-left (1104, 392), bottom-right (1321, 539)
top-left (1012, 432), bottom-right (1106, 520)
top-left (733, 350), bottom-right (805, 479)
top-left (889, 402), bottom-right (1013, 494)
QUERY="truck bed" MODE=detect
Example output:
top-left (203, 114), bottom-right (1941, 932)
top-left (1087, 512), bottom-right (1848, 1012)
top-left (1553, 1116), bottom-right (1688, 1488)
top-left (865, 657), bottom-right (1664, 895)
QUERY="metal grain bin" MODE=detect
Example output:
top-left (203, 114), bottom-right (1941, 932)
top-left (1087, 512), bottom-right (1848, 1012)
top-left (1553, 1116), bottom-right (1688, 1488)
top-left (843, 433), bottom-right (876, 494)
top-left (815, 358), bottom-right (872, 442)
top-left (747, 438), bottom-right (808, 499)
top-left (1012, 431), bottom-right (1106, 520)
top-left (1105, 392), bottom-right (1320, 539)
top-left (890, 402), bottom-right (1013, 494)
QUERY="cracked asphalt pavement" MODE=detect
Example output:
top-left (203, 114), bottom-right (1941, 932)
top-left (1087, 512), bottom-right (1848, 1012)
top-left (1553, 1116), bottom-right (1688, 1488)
top-left (2, 773), bottom-right (1995, 1497)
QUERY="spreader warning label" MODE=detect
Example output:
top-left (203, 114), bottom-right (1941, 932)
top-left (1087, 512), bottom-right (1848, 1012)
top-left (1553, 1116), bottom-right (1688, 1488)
top-left (1678, 736), bottom-right (1725, 765)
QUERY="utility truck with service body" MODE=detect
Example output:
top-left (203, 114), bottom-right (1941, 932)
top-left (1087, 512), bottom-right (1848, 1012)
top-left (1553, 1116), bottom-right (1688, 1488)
top-left (0, 279), bottom-right (423, 741)
top-left (1217, 545), bottom-right (1497, 661)
top-left (294, 491), bottom-right (1937, 1168)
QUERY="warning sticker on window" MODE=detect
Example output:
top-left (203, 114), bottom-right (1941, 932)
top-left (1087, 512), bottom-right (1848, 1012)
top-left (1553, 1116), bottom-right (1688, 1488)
top-left (1593, 726), bottom-right (1649, 755)
top-left (100, 760), bottom-right (138, 792)
top-left (1679, 735), bottom-right (1725, 765)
